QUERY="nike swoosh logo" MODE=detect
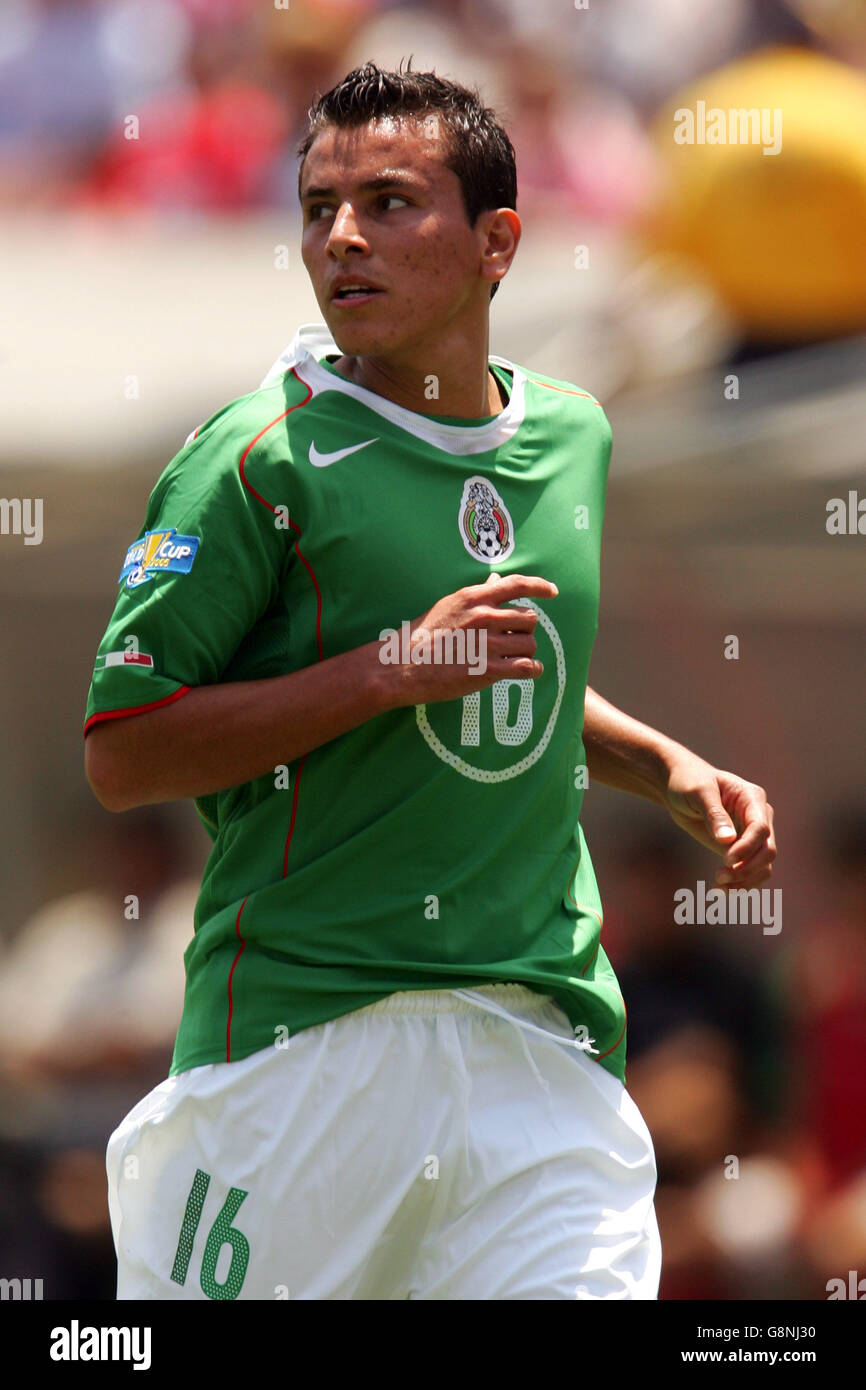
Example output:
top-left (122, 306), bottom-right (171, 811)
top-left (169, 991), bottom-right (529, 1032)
top-left (308, 437), bottom-right (379, 468)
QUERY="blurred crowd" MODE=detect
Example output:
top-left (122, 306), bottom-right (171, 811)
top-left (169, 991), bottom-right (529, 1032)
top-left (605, 811), bottom-right (866, 1300)
top-left (3, 0), bottom-right (866, 1300)
top-left (0, 809), bottom-right (199, 1297)
top-left (0, 0), bottom-right (848, 218)
top-left (4, 0), bottom-right (866, 352)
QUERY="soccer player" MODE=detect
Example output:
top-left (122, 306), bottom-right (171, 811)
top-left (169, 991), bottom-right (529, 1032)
top-left (83, 61), bottom-right (776, 1301)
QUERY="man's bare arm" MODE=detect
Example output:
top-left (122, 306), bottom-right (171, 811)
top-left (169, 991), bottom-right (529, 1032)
top-left (85, 573), bottom-right (556, 812)
top-left (85, 639), bottom-right (397, 811)
top-left (583, 686), bottom-right (777, 889)
top-left (582, 687), bottom-right (674, 806)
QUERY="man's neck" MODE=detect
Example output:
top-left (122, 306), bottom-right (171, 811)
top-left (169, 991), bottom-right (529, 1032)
top-left (329, 339), bottom-right (505, 419)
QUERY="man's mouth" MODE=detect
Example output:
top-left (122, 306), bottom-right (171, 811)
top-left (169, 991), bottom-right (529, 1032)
top-left (331, 284), bottom-right (384, 302)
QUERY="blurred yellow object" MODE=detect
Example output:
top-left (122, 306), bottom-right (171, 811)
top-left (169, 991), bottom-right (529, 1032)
top-left (649, 48), bottom-right (866, 340)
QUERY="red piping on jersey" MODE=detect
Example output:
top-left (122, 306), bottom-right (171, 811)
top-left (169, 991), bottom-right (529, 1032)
top-left (566, 874), bottom-right (603, 933)
top-left (226, 895), bottom-right (250, 1062)
top-left (196, 802), bottom-right (218, 832)
top-left (228, 367), bottom-right (319, 1059)
top-left (83, 685), bottom-right (191, 737)
top-left (536, 380), bottom-right (603, 406)
top-left (289, 538), bottom-right (324, 662)
top-left (237, 367), bottom-right (324, 661)
top-left (282, 754), bottom-right (307, 877)
top-left (595, 1006), bottom-right (627, 1061)
top-left (238, 367), bottom-right (313, 511)
top-left (580, 944), bottom-right (600, 979)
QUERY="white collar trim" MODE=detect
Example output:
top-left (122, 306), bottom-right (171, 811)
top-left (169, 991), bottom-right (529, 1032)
top-left (260, 323), bottom-right (526, 457)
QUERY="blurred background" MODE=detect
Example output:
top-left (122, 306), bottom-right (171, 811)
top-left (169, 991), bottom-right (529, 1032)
top-left (1, 0), bottom-right (865, 1300)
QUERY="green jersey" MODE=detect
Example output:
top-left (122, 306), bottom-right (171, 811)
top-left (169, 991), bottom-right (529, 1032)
top-left (84, 323), bottom-right (627, 1081)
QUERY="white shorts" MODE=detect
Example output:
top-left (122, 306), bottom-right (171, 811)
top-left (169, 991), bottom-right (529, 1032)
top-left (107, 983), bottom-right (661, 1300)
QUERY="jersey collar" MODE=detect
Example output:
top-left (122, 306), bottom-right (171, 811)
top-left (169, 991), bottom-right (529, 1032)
top-left (260, 323), bottom-right (526, 457)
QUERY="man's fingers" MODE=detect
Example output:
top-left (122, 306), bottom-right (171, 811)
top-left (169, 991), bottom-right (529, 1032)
top-left (720, 793), bottom-right (774, 866)
top-left (716, 863), bottom-right (774, 889)
top-left (471, 573), bottom-right (559, 602)
top-left (470, 606), bottom-right (538, 632)
top-left (487, 632), bottom-right (538, 660)
top-left (713, 783), bottom-right (776, 885)
top-left (715, 844), bottom-right (776, 887)
top-left (696, 791), bottom-right (738, 847)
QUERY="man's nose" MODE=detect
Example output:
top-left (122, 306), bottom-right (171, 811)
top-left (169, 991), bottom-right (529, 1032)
top-left (327, 203), bottom-right (367, 255)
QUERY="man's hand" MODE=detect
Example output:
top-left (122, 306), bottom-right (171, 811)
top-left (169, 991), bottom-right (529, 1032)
top-left (384, 572), bottom-right (559, 707)
top-left (662, 752), bottom-right (777, 889)
top-left (582, 686), bottom-right (777, 888)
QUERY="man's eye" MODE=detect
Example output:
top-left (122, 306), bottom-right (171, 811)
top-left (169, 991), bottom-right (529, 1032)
top-left (380, 195), bottom-right (409, 210)
top-left (308, 204), bottom-right (334, 220)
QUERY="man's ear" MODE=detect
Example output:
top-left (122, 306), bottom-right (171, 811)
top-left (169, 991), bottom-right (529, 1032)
top-left (479, 207), bottom-right (521, 295)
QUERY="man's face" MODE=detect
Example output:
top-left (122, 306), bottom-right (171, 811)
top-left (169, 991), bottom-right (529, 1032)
top-left (299, 115), bottom-right (495, 358)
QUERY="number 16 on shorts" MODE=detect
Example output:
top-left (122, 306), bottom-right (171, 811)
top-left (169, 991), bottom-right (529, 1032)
top-left (170, 1169), bottom-right (251, 1300)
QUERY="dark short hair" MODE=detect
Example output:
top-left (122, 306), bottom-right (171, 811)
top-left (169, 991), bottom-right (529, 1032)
top-left (297, 58), bottom-right (517, 299)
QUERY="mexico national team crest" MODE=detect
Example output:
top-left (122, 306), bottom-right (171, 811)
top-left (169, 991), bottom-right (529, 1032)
top-left (458, 476), bottom-right (515, 563)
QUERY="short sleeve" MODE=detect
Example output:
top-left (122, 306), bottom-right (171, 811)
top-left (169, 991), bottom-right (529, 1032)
top-left (84, 395), bottom-right (296, 737)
